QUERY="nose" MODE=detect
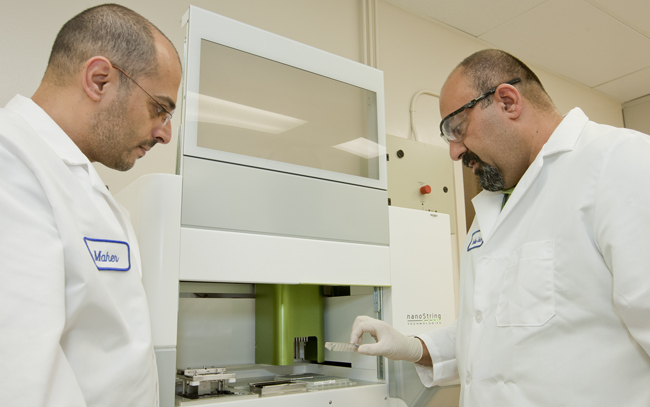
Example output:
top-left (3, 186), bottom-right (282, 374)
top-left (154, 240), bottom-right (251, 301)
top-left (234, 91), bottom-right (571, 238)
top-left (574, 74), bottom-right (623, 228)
top-left (152, 120), bottom-right (172, 145)
top-left (448, 140), bottom-right (467, 161)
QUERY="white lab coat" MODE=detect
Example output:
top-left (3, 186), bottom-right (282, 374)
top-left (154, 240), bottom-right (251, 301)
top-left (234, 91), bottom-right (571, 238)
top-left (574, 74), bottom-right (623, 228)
top-left (0, 95), bottom-right (157, 406)
top-left (415, 108), bottom-right (650, 406)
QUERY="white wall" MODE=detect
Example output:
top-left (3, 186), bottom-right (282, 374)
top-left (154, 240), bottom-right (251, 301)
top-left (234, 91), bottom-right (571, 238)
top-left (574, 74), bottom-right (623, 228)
top-left (623, 95), bottom-right (650, 135)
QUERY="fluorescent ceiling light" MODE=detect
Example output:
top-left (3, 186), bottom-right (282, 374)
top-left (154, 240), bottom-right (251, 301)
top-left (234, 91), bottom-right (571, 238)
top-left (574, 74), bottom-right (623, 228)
top-left (195, 93), bottom-right (307, 134)
top-left (333, 138), bottom-right (386, 159)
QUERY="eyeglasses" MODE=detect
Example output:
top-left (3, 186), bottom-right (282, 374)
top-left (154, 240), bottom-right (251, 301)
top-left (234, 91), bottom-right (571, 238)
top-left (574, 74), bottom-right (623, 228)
top-left (111, 64), bottom-right (173, 126)
top-left (439, 78), bottom-right (521, 144)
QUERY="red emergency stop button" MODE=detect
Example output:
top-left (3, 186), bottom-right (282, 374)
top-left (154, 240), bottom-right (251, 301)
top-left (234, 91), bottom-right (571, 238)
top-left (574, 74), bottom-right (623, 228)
top-left (420, 185), bottom-right (431, 194)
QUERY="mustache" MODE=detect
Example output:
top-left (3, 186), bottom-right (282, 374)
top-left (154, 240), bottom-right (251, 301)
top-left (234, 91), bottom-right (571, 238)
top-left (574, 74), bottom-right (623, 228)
top-left (139, 139), bottom-right (158, 149)
top-left (462, 151), bottom-right (483, 168)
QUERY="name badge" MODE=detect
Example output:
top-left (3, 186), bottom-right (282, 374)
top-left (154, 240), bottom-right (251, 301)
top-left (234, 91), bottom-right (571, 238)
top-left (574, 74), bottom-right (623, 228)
top-left (84, 238), bottom-right (131, 271)
top-left (467, 230), bottom-right (483, 251)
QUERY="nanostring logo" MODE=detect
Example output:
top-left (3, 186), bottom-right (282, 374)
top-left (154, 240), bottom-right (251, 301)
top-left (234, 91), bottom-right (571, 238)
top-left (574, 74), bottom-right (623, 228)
top-left (407, 313), bottom-right (442, 326)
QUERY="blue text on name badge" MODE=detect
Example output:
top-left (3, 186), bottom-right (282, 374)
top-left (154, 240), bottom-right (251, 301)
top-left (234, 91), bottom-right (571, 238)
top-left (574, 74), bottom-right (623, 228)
top-left (84, 238), bottom-right (131, 271)
top-left (467, 230), bottom-right (483, 251)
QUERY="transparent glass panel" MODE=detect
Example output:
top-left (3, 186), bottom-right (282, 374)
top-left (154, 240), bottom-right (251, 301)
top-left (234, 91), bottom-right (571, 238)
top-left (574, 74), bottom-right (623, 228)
top-left (195, 39), bottom-right (380, 180)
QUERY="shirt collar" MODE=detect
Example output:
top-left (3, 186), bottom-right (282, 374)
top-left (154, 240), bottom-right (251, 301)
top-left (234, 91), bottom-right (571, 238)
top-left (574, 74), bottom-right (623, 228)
top-left (5, 95), bottom-right (90, 167)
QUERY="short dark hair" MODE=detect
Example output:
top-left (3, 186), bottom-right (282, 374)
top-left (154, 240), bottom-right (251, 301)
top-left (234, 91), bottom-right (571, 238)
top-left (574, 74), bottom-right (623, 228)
top-left (45, 4), bottom-right (160, 87)
top-left (457, 49), bottom-right (555, 111)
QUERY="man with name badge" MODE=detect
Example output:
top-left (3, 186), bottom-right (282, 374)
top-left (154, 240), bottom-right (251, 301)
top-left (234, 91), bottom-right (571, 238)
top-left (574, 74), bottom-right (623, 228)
top-left (0, 4), bottom-right (181, 406)
top-left (350, 49), bottom-right (650, 406)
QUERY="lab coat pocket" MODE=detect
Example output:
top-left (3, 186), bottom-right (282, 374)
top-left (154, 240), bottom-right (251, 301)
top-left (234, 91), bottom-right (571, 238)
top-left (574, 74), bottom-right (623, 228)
top-left (496, 240), bottom-right (555, 327)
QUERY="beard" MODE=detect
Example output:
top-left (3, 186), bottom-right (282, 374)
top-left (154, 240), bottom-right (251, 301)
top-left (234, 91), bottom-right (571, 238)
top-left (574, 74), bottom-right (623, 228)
top-left (88, 91), bottom-right (157, 172)
top-left (462, 151), bottom-right (505, 192)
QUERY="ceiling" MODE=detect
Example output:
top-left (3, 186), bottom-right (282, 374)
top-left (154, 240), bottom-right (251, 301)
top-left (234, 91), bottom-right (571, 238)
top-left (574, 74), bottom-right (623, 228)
top-left (386, 0), bottom-right (650, 104)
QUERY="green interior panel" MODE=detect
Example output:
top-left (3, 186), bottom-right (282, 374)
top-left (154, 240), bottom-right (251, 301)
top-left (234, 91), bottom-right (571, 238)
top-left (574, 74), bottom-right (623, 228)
top-left (255, 284), bottom-right (324, 365)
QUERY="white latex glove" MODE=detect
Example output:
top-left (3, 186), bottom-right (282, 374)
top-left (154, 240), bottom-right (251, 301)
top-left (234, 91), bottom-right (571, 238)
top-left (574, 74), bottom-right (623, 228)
top-left (350, 315), bottom-right (423, 362)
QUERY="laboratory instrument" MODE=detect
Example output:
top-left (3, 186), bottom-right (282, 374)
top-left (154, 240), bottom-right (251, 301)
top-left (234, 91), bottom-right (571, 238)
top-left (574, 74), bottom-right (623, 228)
top-left (115, 6), bottom-right (458, 407)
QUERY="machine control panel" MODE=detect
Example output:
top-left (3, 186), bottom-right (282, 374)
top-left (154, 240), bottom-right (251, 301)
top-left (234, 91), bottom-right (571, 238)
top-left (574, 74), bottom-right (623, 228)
top-left (386, 135), bottom-right (457, 234)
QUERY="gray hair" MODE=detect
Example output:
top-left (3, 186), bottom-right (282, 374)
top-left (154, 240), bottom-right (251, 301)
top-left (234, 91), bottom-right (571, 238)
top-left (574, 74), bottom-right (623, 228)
top-left (456, 49), bottom-right (556, 111)
top-left (45, 4), bottom-right (161, 87)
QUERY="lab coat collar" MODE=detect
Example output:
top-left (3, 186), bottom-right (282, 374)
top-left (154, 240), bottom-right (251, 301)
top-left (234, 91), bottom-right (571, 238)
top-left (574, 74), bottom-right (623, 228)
top-left (5, 95), bottom-right (129, 229)
top-left (471, 107), bottom-right (589, 243)
top-left (6, 95), bottom-right (116, 196)
top-left (6, 95), bottom-right (89, 167)
top-left (471, 190), bottom-right (504, 242)
top-left (540, 107), bottom-right (588, 157)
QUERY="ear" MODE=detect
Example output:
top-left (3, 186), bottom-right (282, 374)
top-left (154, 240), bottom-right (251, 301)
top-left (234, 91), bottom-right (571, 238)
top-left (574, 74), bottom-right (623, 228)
top-left (494, 83), bottom-right (522, 120)
top-left (82, 56), bottom-right (115, 102)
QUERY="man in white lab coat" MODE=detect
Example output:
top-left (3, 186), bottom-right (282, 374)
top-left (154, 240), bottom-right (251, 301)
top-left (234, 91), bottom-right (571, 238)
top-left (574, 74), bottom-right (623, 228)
top-left (0, 4), bottom-right (181, 406)
top-left (351, 49), bottom-right (650, 406)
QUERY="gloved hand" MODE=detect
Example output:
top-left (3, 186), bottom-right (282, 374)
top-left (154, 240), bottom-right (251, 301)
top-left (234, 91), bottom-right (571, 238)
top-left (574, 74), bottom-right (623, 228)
top-left (350, 315), bottom-right (423, 362)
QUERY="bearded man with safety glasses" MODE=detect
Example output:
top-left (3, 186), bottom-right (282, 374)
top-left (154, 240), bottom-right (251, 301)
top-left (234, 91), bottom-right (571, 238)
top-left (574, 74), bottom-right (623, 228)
top-left (351, 49), bottom-right (650, 407)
